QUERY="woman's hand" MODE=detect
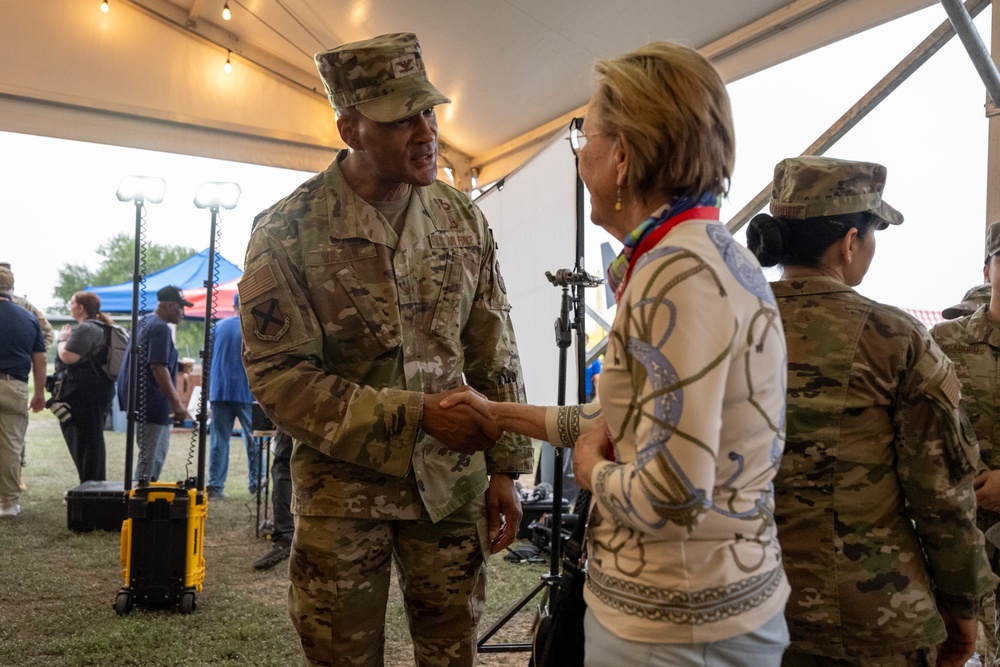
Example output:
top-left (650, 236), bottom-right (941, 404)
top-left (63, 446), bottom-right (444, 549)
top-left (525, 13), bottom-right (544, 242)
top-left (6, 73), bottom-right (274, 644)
top-left (59, 324), bottom-right (73, 341)
top-left (572, 417), bottom-right (614, 492)
top-left (438, 386), bottom-right (499, 432)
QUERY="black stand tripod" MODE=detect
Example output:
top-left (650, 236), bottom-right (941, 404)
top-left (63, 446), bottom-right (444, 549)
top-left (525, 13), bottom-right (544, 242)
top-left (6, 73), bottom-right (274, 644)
top-left (477, 117), bottom-right (602, 653)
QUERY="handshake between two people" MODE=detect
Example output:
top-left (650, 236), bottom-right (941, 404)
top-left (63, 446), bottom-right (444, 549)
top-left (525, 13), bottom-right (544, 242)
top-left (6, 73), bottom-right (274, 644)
top-left (422, 385), bottom-right (615, 494)
top-left (421, 386), bottom-right (501, 455)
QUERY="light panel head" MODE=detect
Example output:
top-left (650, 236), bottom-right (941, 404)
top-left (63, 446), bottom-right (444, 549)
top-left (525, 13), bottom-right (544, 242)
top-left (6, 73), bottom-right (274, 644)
top-left (116, 176), bottom-right (166, 204)
top-left (194, 182), bottom-right (242, 210)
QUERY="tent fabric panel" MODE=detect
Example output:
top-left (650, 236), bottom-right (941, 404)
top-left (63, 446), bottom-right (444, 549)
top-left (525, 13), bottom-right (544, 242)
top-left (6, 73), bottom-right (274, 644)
top-left (476, 129), bottom-right (579, 407)
top-left (184, 278), bottom-right (240, 320)
top-left (0, 0), bottom-right (934, 177)
top-left (86, 249), bottom-right (243, 313)
top-left (0, 93), bottom-right (337, 174)
top-left (0, 0), bottom-right (342, 172)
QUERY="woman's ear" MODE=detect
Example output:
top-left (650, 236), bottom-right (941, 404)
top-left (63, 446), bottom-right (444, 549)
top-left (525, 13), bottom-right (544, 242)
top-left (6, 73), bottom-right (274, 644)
top-left (841, 227), bottom-right (859, 264)
top-left (614, 133), bottom-right (630, 188)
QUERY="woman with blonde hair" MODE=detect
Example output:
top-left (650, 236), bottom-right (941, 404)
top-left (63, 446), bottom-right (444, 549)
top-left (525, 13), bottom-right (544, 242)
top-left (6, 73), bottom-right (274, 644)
top-left (53, 291), bottom-right (117, 482)
top-left (443, 41), bottom-right (789, 666)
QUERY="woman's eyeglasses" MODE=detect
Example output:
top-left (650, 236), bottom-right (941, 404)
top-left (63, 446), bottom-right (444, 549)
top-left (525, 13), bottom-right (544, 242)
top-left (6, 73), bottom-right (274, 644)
top-left (568, 118), bottom-right (605, 156)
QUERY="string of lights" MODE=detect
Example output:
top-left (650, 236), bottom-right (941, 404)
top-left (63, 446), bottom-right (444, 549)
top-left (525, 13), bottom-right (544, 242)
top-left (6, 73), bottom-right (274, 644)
top-left (99, 0), bottom-right (327, 95)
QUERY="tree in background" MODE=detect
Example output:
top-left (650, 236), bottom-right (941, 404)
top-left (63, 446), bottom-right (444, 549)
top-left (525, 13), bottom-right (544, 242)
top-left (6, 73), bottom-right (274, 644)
top-left (52, 233), bottom-right (195, 310)
top-left (53, 233), bottom-right (205, 359)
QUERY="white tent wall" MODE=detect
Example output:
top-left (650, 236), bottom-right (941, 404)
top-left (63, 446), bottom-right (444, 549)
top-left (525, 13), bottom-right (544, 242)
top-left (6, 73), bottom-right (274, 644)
top-left (0, 0), bottom-right (341, 171)
top-left (476, 133), bottom-right (579, 408)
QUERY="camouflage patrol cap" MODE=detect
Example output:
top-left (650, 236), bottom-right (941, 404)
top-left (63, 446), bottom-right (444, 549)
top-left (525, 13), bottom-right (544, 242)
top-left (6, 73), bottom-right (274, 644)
top-left (985, 221), bottom-right (1000, 261)
top-left (0, 263), bottom-right (13, 292)
top-left (942, 283), bottom-right (991, 320)
top-left (315, 32), bottom-right (451, 123)
top-left (770, 156), bottom-right (903, 229)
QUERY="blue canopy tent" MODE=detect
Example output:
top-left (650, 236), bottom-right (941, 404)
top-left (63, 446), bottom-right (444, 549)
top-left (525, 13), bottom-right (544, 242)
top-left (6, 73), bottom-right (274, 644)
top-left (86, 249), bottom-right (243, 314)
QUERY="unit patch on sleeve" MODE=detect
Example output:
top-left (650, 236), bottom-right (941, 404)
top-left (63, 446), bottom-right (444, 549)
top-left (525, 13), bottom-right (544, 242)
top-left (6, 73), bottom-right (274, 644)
top-left (251, 298), bottom-right (290, 341)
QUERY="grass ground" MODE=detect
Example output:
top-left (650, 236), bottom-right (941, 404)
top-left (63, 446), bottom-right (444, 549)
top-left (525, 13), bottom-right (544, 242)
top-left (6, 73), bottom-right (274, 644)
top-left (0, 410), bottom-right (545, 667)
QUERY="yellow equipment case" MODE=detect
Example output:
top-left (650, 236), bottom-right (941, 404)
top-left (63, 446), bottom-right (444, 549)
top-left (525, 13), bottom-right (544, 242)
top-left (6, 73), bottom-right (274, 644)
top-left (114, 480), bottom-right (207, 615)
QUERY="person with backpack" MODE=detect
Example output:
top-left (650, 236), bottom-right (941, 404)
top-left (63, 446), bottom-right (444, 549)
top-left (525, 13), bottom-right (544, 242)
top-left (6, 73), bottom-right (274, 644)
top-left (53, 291), bottom-right (121, 482)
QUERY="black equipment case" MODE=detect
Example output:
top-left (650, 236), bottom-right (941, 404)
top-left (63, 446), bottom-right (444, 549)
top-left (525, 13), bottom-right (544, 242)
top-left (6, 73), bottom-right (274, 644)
top-left (66, 480), bottom-right (129, 532)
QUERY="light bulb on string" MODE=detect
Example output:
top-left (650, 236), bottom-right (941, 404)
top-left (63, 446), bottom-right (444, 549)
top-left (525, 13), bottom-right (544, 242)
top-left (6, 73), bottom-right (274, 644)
top-left (222, 2), bottom-right (231, 20)
top-left (224, 51), bottom-right (232, 74)
top-left (101, 0), bottom-right (109, 13)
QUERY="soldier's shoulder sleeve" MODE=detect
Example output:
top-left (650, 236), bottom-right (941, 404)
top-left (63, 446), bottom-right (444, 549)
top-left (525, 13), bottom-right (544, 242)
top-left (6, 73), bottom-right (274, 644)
top-left (241, 192), bottom-right (314, 351)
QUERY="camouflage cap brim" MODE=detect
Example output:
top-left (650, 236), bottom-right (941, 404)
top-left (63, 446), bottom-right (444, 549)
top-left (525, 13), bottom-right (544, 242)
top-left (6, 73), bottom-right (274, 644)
top-left (942, 283), bottom-right (991, 319)
top-left (871, 199), bottom-right (904, 229)
top-left (941, 301), bottom-right (981, 320)
top-left (353, 82), bottom-right (451, 123)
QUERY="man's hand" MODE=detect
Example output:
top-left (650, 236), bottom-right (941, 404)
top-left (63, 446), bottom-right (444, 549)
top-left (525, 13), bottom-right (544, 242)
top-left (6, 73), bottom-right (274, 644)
top-left (172, 402), bottom-right (191, 424)
top-left (936, 609), bottom-right (977, 667)
top-left (29, 393), bottom-right (45, 413)
top-left (438, 386), bottom-right (497, 430)
top-left (423, 388), bottom-right (501, 454)
top-left (486, 473), bottom-right (522, 554)
top-left (975, 470), bottom-right (1000, 512)
top-left (572, 418), bottom-right (613, 492)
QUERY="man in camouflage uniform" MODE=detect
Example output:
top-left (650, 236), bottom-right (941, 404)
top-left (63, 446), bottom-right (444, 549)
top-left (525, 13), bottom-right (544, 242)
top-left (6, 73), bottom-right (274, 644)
top-left (239, 33), bottom-right (533, 667)
top-left (932, 222), bottom-right (1000, 667)
top-left (0, 262), bottom-right (53, 492)
top-left (760, 157), bottom-right (996, 666)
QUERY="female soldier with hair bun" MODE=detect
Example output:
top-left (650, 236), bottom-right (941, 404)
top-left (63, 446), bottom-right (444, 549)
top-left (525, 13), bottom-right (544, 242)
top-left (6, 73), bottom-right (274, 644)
top-left (747, 156), bottom-right (995, 667)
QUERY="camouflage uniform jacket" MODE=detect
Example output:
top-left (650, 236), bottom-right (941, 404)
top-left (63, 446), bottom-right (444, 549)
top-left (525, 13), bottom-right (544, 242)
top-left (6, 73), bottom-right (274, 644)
top-left (240, 153), bottom-right (533, 523)
top-left (932, 305), bottom-right (1000, 535)
top-left (772, 276), bottom-right (995, 658)
top-left (14, 295), bottom-right (54, 348)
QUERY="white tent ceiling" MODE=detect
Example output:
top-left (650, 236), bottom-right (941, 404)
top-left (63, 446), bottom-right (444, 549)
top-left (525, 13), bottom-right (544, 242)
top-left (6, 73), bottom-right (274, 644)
top-left (1, 0), bottom-right (935, 185)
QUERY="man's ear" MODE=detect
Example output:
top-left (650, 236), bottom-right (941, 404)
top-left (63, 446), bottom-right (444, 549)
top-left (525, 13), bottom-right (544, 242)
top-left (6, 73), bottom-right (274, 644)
top-left (337, 112), bottom-right (360, 151)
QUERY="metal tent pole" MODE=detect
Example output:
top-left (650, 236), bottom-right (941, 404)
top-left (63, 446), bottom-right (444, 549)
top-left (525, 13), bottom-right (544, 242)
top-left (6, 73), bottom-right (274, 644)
top-left (727, 0), bottom-right (990, 233)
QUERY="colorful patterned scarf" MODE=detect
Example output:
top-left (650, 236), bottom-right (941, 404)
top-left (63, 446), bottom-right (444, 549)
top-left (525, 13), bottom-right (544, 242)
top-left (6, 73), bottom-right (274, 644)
top-left (605, 191), bottom-right (720, 300)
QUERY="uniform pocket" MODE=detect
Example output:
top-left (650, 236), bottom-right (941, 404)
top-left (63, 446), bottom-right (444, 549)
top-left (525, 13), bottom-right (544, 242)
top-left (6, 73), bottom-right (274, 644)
top-left (334, 265), bottom-right (402, 352)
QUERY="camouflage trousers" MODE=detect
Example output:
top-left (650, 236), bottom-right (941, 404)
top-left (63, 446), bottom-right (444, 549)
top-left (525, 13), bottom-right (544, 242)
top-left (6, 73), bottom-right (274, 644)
top-left (289, 514), bottom-right (487, 667)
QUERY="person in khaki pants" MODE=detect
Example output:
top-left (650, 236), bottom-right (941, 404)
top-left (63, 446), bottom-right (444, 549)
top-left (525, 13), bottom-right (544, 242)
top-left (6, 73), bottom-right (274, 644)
top-left (0, 264), bottom-right (46, 518)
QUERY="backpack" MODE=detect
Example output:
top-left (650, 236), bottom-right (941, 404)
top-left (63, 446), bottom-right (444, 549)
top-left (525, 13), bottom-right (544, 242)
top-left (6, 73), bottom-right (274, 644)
top-left (94, 321), bottom-right (130, 381)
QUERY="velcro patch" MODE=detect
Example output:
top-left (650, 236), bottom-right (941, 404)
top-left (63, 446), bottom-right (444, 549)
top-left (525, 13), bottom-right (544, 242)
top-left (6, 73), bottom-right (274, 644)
top-left (941, 368), bottom-right (962, 409)
top-left (770, 202), bottom-right (807, 219)
top-left (251, 299), bottom-right (290, 342)
top-left (391, 55), bottom-right (419, 78)
top-left (240, 264), bottom-right (278, 303)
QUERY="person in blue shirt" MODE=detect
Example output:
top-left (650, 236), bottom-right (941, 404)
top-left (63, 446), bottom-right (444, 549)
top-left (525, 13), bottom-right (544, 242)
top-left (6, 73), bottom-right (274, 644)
top-left (0, 264), bottom-right (46, 517)
top-left (207, 293), bottom-right (261, 499)
top-left (117, 285), bottom-right (191, 483)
